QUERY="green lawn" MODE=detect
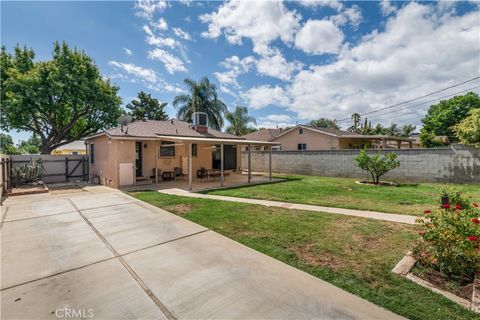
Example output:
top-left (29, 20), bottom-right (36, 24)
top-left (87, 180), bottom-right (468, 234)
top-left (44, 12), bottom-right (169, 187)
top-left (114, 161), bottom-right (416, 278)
top-left (207, 175), bottom-right (480, 216)
top-left (131, 191), bottom-right (479, 320)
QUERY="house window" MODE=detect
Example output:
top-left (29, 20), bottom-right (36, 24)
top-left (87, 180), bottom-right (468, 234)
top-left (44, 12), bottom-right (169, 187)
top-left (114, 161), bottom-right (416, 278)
top-left (160, 141), bottom-right (175, 157)
top-left (89, 144), bottom-right (94, 164)
top-left (72, 152), bottom-right (78, 155)
top-left (299, 128), bottom-right (304, 134)
top-left (191, 144), bottom-right (198, 157)
top-left (297, 143), bottom-right (307, 150)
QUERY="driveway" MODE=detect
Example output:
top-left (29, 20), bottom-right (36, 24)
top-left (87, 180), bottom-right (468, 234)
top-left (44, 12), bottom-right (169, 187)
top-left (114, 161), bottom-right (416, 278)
top-left (1, 187), bottom-right (402, 319)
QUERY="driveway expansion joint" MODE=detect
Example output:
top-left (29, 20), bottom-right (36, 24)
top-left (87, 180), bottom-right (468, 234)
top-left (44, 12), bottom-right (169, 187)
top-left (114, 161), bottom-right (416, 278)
top-left (66, 198), bottom-right (176, 320)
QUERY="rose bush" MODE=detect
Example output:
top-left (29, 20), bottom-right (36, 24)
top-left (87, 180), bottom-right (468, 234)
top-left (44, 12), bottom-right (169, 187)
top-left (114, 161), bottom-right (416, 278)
top-left (414, 188), bottom-right (480, 279)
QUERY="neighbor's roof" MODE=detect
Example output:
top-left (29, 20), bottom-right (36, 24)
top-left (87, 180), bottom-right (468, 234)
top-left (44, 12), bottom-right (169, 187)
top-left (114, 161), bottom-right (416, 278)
top-left (53, 140), bottom-right (86, 151)
top-left (242, 128), bottom-right (283, 141)
top-left (272, 125), bottom-right (413, 141)
top-left (86, 119), bottom-right (242, 141)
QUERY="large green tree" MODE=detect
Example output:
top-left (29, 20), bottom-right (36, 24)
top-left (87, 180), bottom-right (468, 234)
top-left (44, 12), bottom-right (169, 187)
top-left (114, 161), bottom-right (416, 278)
top-left (225, 106), bottom-right (256, 136)
top-left (309, 118), bottom-right (338, 129)
top-left (0, 133), bottom-right (20, 154)
top-left (453, 108), bottom-right (480, 148)
top-left (173, 77), bottom-right (227, 130)
top-left (1, 42), bottom-right (123, 154)
top-left (420, 92), bottom-right (480, 147)
top-left (126, 91), bottom-right (168, 121)
top-left (18, 134), bottom-right (41, 154)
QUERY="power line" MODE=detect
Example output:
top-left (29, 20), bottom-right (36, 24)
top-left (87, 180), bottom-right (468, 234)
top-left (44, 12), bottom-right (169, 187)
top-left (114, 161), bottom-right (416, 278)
top-left (336, 77), bottom-right (480, 123)
top-left (358, 86), bottom-right (480, 123)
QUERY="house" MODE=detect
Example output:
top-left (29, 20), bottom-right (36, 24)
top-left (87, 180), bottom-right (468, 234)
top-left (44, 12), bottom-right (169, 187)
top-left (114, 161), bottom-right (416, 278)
top-left (51, 140), bottom-right (87, 155)
top-left (251, 125), bottom-right (413, 151)
top-left (84, 113), bottom-right (278, 189)
top-left (410, 133), bottom-right (449, 148)
top-left (242, 128), bottom-right (283, 151)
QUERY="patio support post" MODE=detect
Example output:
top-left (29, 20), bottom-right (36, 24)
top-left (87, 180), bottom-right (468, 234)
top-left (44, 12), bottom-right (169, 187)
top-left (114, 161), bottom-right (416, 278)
top-left (220, 143), bottom-right (224, 187)
top-left (188, 142), bottom-right (193, 191)
top-left (248, 144), bottom-right (251, 183)
top-left (155, 140), bottom-right (158, 184)
top-left (381, 138), bottom-right (387, 149)
top-left (269, 146), bottom-right (272, 181)
top-left (409, 141), bottom-right (413, 149)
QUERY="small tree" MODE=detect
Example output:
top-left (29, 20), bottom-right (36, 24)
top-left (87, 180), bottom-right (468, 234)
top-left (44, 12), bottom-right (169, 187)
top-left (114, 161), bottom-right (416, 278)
top-left (355, 150), bottom-right (400, 184)
top-left (452, 108), bottom-right (480, 148)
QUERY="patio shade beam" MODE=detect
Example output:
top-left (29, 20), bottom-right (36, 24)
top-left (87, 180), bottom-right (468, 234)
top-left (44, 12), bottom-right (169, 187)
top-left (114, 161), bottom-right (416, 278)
top-left (248, 144), bottom-right (251, 184)
top-left (188, 143), bottom-right (193, 191)
top-left (220, 144), bottom-right (224, 187)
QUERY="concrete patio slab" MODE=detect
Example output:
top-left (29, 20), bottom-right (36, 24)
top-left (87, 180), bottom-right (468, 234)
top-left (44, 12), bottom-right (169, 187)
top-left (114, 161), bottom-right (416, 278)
top-left (1, 212), bottom-right (113, 289)
top-left (124, 230), bottom-right (402, 320)
top-left (82, 202), bottom-right (207, 255)
top-left (2, 197), bottom-right (76, 222)
top-left (68, 191), bottom-right (137, 211)
top-left (1, 259), bottom-right (167, 320)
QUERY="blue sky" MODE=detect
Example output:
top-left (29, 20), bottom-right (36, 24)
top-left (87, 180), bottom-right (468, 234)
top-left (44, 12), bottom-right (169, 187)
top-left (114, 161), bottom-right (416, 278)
top-left (2, 0), bottom-right (479, 143)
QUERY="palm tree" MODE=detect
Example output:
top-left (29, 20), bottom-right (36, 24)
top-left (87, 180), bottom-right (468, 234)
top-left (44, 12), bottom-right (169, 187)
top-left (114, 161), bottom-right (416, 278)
top-left (348, 112), bottom-right (361, 132)
top-left (173, 77), bottom-right (227, 130)
top-left (225, 106), bottom-right (257, 136)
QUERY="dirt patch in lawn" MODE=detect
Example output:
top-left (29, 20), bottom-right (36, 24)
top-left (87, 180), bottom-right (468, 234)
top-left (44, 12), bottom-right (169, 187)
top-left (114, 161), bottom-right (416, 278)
top-left (163, 204), bottom-right (193, 215)
top-left (290, 243), bottom-right (342, 270)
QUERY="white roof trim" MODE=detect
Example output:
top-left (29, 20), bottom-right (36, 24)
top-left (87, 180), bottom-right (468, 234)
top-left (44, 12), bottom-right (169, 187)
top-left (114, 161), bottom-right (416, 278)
top-left (271, 125), bottom-right (339, 140)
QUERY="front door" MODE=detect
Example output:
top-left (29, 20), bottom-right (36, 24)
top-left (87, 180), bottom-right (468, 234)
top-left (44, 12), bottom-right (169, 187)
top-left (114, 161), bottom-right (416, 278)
top-left (135, 142), bottom-right (142, 177)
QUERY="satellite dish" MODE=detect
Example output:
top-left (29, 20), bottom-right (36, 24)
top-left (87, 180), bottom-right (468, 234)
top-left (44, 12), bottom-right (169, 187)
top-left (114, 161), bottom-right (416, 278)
top-left (117, 115), bottom-right (133, 134)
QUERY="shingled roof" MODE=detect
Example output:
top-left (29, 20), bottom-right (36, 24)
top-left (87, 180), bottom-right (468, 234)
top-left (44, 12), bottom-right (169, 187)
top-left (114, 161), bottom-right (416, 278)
top-left (90, 119), bottom-right (242, 140)
top-left (242, 128), bottom-right (283, 141)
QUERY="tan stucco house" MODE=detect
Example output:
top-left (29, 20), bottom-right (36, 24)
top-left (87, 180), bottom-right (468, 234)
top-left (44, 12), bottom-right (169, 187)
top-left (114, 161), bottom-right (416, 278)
top-left (85, 116), bottom-right (277, 189)
top-left (244, 125), bottom-right (413, 151)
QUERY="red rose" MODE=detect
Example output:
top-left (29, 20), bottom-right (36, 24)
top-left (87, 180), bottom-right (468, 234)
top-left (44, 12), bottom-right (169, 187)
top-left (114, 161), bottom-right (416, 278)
top-left (455, 204), bottom-right (462, 210)
top-left (472, 218), bottom-right (480, 224)
top-left (424, 210), bottom-right (431, 214)
top-left (442, 204), bottom-right (451, 209)
top-left (468, 236), bottom-right (479, 241)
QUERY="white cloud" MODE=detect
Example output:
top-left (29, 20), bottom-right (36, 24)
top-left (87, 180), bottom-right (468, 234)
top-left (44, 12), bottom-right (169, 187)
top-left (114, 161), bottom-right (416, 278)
top-left (143, 25), bottom-right (178, 48)
top-left (134, 0), bottom-right (167, 20)
top-left (330, 5), bottom-right (362, 28)
top-left (379, 0), bottom-right (397, 16)
top-left (286, 3), bottom-right (480, 123)
top-left (295, 19), bottom-right (344, 55)
top-left (200, 0), bottom-right (301, 56)
top-left (243, 85), bottom-right (290, 109)
top-left (256, 52), bottom-right (303, 81)
top-left (108, 61), bottom-right (158, 82)
top-left (299, 0), bottom-right (343, 10)
top-left (263, 114), bottom-right (292, 123)
top-left (124, 48), bottom-right (133, 56)
top-left (148, 48), bottom-right (187, 74)
top-left (173, 27), bottom-right (192, 40)
top-left (214, 55), bottom-right (256, 89)
top-left (256, 114), bottom-right (296, 129)
top-left (152, 17), bottom-right (168, 31)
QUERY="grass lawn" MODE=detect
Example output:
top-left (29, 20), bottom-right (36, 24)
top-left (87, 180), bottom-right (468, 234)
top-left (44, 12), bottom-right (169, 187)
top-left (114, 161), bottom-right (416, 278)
top-left (207, 175), bottom-right (480, 216)
top-left (131, 191), bottom-right (479, 320)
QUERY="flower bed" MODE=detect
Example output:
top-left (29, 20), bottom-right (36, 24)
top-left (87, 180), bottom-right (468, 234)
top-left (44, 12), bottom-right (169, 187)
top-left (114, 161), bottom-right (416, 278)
top-left (393, 189), bottom-right (480, 312)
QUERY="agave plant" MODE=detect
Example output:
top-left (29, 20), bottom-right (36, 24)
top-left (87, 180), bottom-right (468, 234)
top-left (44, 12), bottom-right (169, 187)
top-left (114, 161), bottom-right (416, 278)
top-left (11, 167), bottom-right (25, 187)
top-left (22, 158), bottom-right (44, 183)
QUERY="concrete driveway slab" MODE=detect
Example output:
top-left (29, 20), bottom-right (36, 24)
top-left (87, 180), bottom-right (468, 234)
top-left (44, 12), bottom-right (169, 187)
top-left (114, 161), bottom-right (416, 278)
top-left (82, 202), bottom-right (207, 255)
top-left (2, 197), bottom-right (76, 222)
top-left (124, 230), bottom-right (401, 320)
top-left (1, 259), bottom-right (167, 320)
top-left (68, 192), bottom-right (137, 211)
top-left (1, 213), bottom-right (113, 289)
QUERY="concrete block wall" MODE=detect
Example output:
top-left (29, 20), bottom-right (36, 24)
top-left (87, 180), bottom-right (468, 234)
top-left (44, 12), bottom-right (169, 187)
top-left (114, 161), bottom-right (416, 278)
top-left (242, 144), bottom-right (480, 184)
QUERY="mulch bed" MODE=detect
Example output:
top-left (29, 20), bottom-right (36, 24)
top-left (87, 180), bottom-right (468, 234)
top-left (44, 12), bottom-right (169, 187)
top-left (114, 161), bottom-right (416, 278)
top-left (7, 183), bottom-right (49, 196)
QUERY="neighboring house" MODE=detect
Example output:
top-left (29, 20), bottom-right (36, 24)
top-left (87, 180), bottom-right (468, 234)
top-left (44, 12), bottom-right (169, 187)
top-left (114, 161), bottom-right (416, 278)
top-left (242, 129), bottom-right (283, 151)
top-left (84, 114), bottom-right (276, 189)
top-left (410, 133), bottom-right (449, 148)
top-left (51, 140), bottom-right (87, 155)
top-left (251, 125), bottom-right (413, 151)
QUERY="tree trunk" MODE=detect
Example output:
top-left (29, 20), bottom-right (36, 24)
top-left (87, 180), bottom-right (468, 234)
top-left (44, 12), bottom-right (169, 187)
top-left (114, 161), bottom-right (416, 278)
top-left (41, 144), bottom-right (53, 155)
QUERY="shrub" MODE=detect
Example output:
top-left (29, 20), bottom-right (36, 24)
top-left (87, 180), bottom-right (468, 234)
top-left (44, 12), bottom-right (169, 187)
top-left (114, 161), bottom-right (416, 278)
top-left (414, 189), bottom-right (480, 279)
top-left (354, 150), bottom-right (400, 184)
